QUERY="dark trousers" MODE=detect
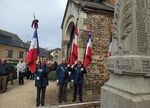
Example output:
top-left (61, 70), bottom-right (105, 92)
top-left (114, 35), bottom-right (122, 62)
top-left (30, 74), bottom-right (34, 80)
top-left (73, 84), bottom-right (83, 101)
top-left (36, 86), bottom-right (46, 105)
top-left (26, 71), bottom-right (30, 80)
top-left (58, 83), bottom-right (67, 102)
top-left (19, 72), bottom-right (24, 85)
top-left (0, 75), bottom-right (8, 92)
top-left (7, 73), bottom-right (14, 85)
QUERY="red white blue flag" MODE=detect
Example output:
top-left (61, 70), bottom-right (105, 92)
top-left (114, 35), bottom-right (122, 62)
top-left (108, 34), bottom-right (112, 57)
top-left (69, 26), bottom-right (78, 65)
top-left (26, 29), bottom-right (38, 73)
top-left (84, 31), bottom-right (92, 67)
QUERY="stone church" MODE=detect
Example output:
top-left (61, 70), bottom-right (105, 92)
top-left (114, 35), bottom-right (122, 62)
top-left (61, 0), bottom-right (115, 93)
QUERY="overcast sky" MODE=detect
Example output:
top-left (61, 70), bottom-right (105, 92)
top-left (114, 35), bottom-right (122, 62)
top-left (0, 0), bottom-right (67, 49)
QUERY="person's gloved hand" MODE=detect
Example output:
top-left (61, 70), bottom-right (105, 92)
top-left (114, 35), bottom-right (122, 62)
top-left (36, 76), bottom-right (40, 80)
top-left (81, 68), bottom-right (84, 71)
top-left (56, 80), bottom-right (59, 83)
top-left (67, 64), bottom-right (70, 67)
top-left (71, 65), bottom-right (74, 69)
top-left (56, 80), bottom-right (59, 85)
top-left (71, 80), bottom-right (74, 83)
top-left (69, 71), bottom-right (71, 75)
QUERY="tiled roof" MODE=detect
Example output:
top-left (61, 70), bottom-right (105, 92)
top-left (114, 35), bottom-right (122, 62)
top-left (79, 0), bottom-right (114, 12)
top-left (49, 48), bottom-right (61, 54)
top-left (24, 42), bottom-right (49, 57)
top-left (61, 0), bottom-right (114, 28)
top-left (0, 29), bottom-right (25, 48)
top-left (39, 48), bottom-right (49, 57)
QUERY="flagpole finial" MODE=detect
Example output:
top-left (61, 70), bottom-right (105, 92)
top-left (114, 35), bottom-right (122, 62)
top-left (33, 13), bottom-right (36, 19)
top-left (31, 14), bottom-right (39, 29)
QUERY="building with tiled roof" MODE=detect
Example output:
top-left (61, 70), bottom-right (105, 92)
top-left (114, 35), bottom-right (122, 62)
top-left (49, 48), bottom-right (61, 64)
top-left (0, 29), bottom-right (27, 61)
top-left (24, 41), bottom-right (49, 61)
top-left (61, 0), bottom-right (115, 95)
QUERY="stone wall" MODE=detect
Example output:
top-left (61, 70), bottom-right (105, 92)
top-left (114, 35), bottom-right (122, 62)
top-left (0, 44), bottom-right (27, 61)
top-left (82, 12), bottom-right (113, 92)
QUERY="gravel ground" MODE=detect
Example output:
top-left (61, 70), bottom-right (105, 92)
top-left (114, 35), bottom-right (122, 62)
top-left (0, 79), bottom-right (100, 108)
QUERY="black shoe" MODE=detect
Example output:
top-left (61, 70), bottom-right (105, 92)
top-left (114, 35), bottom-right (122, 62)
top-left (36, 103), bottom-right (40, 107)
top-left (41, 103), bottom-right (44, 106)
top-left (80, 100), bottom-right (83, 103)
top-left (58, 100), bottom-right (62, 103)
top-left (72, 99), bottom-right (76, 102)
top-left (63, 99), bottom-right (67, 102)
top-left (0, 90), bottom-right (6, 93)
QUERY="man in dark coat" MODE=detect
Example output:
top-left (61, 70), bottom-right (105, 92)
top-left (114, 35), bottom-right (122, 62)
top-left (34, 59), bottom-right (50, 107)
top-left (0, 59), bottom-right (10, 93)
top-left (56, 58), bottom-right (69, 103)
top-left (7, 60), bottom-right (14, 85)
top-left (71, 60), bottom-right (87, 102)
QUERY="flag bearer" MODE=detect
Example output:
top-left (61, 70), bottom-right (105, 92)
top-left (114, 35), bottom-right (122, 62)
top-left (34, 59), bottom-right (49, 107)
top-left (56, 58), bottom-right (70, 103)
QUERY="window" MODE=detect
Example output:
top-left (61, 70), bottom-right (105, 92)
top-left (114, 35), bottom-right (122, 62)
top-left (7, 49), bottom-right (13, 58)
top-left (55, 55), bottom-right (58, 60)
top-left (19, 51), bottom-right (24, 58)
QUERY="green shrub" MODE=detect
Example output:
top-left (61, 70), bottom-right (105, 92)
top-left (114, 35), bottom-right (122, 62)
top-left (48, 71), bottom-right (56, 81)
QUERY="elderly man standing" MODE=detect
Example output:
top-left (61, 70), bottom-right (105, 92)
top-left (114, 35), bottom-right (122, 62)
top-left (56, 58), bottom-right (70, 103)
top-left (0, 59), bottom-right (10, 93)
top-left (16, 59), bottom-right (26, 85)
top-left (71, 60), bottom-right (87, 102)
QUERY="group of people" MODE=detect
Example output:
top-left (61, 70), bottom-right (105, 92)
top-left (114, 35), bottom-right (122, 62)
top-left (56, 59), bottom-right (87, 103)
top-left (34, 58), bottom-right (87, 107)
top-left (0, 58), bottom-right (87, 107)
top-left (0, 58), bottom-right (34, 93)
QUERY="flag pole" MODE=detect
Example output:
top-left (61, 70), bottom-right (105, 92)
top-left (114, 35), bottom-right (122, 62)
top-left (32, 13), bottom-right (40, 61)
top-left (83, 26), bottom-right (92, 67)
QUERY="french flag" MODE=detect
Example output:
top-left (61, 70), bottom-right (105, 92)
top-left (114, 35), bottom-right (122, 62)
top-left (108, 34), bottom-right (112, 57)
top-left (69, 26), bottom-right (78, 65)
top-left (84, 31), bottom-right (92, 67)
top-left (26, 29), bottom-right (38, 73)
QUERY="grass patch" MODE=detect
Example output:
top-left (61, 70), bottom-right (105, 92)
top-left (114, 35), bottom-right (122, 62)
top-left (48, 71), bottom-right (56, 81)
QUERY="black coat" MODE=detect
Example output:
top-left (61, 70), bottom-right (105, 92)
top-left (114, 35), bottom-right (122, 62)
top-left (56, 64), bottom-right (69, 84)
top-left (71, 64), bottom-right (87, 84)
top-left (34, 64), bottom-right (50, 87)
top-left (0, 63), bottom-right (10, 76)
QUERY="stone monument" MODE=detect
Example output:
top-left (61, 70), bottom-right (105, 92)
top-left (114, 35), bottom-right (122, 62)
top-left (101, 0), bottom-right (150, 108)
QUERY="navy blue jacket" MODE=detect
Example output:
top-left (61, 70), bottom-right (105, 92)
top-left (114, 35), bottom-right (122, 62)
top-left (71, 64), bottom-right (87, 84)
top-left (56, 64), bottom-right (69, 84)
top-left (34, 64), bottom-right (50, 87)
top-left (0, 63), bottom-right (10, 76)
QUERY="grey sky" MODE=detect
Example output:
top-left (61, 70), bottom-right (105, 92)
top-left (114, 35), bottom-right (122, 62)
top-left (0, 0), bottom-right (67, 49)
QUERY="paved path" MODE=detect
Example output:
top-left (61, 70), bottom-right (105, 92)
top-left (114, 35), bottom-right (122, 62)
top-left (0, 80), bottom-right (59, 108)
top-left (0, 80), bottom-right (100, 108)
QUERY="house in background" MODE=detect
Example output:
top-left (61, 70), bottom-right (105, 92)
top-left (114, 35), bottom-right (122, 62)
top-left (0, 29), bottom-right (50, 64)
top-left (39, 48), bottom-right (49, 60)
top-left (0, 29), bottom-right (27, 62)
top-left (24, 41), bottom-right (49, 61)
top-left (49, 48), bottom-right (61, 64)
